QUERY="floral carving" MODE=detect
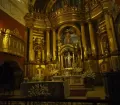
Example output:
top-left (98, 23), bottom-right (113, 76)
top-left (28, 84), bottom-right (51, 97)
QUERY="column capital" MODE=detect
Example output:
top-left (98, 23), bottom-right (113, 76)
top-left (87, 19), bottom-right (93, 23)
top-left (46, 28), bottom-right (51, 32)
top-left (80, 22), bottom-right (85, 26)
top-left (51, 26), bottom-right (57, 30)
top-left (103, 9), bottom-right (113, 16)
top-left (52, 28), bottom-right (56, 32)
top-left (80, 21), bottom-right (86, 24)
top-left (26, 25), bottom-right (34, 29)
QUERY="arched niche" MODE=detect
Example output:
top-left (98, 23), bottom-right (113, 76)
top-left (60, 44), bottom-right (74, 55)
top-left (57, 24), bottom-right (82, 69)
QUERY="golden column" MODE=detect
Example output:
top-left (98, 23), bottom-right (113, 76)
top-left (104, 11), bottom-right (119, 71)
top-left (46, 29), bottom-right (50, 61)
top-left (61, 55), bottom-right (64, 69)
top-left (81, 22), bottom-right (88, 58)
top-left (88, 21), bottom-right (96, 56)
top-left (37, 50), bottom-right (41, 61)
top-left (29, 28), bottom-right (34, 61)
top-left (42, 49), bottom-right (45, 62)
top-left (104, 12), bottom-right (117, 52)
top-left (57, 35), bottom-right (61, 63)
top-left (52, 29), bottom-right (56, 61)
top-left (28, 28), bottom-right (35, 78)
top-left (24, 29), bottom-right (28, 62)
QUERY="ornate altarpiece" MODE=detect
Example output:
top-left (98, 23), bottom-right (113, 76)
top-left (24, 0), bottom-right (120, 88)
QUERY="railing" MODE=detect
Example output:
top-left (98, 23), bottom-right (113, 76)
top-left (0, 28), bottom-right (25, 57)
top-left (0, 96), bottom-right (113, 105)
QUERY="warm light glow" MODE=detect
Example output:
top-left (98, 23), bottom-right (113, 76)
top-left (16, 0), bottom-right (24, 3)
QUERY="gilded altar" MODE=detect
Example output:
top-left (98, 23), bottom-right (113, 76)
top-left (24, 0), bottom-right (120, 85)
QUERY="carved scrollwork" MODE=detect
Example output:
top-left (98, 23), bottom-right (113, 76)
top-left (50, 6), bottom-right (84, 27)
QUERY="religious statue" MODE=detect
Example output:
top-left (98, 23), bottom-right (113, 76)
top-left (64, 29), bottom-right (72, 44)
top-left (67, 52), bottom-right (72, 67)
top-left (64, 52), bottom-right (73, 68)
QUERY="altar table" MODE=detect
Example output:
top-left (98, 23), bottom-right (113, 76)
top-left (20, 81), bottom-right (69, 99)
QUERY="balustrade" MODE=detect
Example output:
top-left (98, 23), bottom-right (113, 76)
top-left (0, 28), bottom-right (25, 57)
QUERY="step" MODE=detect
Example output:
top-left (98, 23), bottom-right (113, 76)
top-left (70, 85), bottom-right (85, 89)
top-left (70, 89), bottom-right (87, 96)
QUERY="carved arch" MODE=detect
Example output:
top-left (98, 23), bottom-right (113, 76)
top-left (46, 0), bottom-right (57, 13)
top-left (60, 44), bottom-right (74, 55)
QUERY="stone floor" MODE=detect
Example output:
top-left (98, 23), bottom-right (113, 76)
top-left (67, 86), bottom-right (105, 99)
top-left (86, 86), bottom-right (105, 99)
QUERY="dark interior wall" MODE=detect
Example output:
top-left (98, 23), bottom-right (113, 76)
top-left (0, 52), bottom-right (24, 70)
top-left (0, 9), bottom-right (26, 70)
top-left (115, 0), bottom-right (120, 5)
